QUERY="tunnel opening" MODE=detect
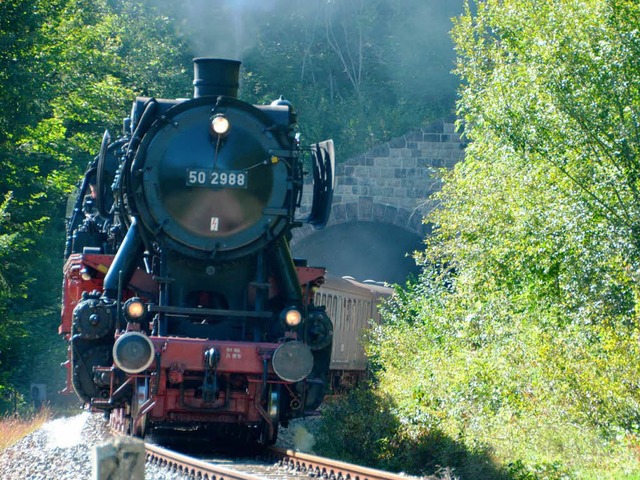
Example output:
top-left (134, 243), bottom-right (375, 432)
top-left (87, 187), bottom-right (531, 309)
top-left (292, 221), bottom-right (423, 284)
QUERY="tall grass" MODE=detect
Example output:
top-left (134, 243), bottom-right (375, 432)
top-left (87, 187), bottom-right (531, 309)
top-left (0, 408), bottom-right (51, 451)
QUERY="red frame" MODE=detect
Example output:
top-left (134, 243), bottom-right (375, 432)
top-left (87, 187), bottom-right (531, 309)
top-left (60, 252), bottom-right (326, 430)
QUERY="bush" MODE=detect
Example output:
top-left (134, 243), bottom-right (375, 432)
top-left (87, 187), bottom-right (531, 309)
top-left (363, 271), bottom-right (640, 479)
top-left (316, 385), bottom-right (509, 479)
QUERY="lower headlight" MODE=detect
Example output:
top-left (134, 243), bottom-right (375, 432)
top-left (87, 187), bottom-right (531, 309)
top-left (123, 298), bottom-right (146, 322)
top-left (282, 307), bottom-right (302, 327)
top-left (272, 341), bottom-right (314, 383)
top-left (113, 332), bottom-right (155, 374)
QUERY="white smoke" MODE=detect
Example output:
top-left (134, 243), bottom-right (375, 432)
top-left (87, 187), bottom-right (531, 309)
top-left (178, 0), bottom-right (277, 59)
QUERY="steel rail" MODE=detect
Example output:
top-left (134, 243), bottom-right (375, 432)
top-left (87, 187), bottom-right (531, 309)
top-left (268, 446), bottom-right (413, 480)
top-left (145, 443), bottom-right (262, 480)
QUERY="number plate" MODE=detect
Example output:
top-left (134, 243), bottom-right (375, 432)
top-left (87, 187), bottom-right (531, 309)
top-left (186, 169), bottom-right (248, 189)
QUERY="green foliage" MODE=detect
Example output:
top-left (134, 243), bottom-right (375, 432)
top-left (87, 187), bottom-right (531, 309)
top-left (315, 385), bottom-right (509, 479)
top-left (330, 0), bottom-right (640, 478)
top-left (315, 387), bottom-right (401, 466)
top-left (365, 270), bottom-right (640, 478)
top-left (0, 0), bottom-right (194, 407)
top-left (240, 0), bottom-right (461, 159)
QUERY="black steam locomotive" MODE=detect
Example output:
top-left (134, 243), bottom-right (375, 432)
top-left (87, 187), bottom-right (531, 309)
top-left (60, 58), bottom-right (335, 444)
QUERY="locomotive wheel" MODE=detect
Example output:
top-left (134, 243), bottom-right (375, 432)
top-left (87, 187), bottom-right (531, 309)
top-left (130, 377), bottom-right (149, 438)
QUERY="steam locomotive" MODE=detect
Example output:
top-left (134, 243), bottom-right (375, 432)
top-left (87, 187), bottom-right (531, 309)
top-left (59, 58), bottom-right (335, 444)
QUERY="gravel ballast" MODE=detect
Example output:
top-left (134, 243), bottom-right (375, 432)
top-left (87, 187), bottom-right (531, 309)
top-left (0, 412), bottom-right (190, 480)
top-left (0, 411), bottom-right (317, 479)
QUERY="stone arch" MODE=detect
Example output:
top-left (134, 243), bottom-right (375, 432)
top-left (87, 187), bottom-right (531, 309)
top-left (292, 202), bottom-right (426, 243)
top-left (291, 120), bottom-right (465, 282)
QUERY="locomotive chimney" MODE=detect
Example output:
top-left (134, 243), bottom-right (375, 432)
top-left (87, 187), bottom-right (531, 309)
top-left (193, 58), bottom-right (241, 99)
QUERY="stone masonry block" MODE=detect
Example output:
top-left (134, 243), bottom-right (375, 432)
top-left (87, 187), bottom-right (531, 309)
top-left (358, 196), bottom-right (374, 220)
top-left (385, 157), bottom-right (403, 168)
top-left (342, 176), bottom-right (357, 185)
top-left (353, 166), bottom-right (369, 178)
top-left (394, 168), bottom-right (407, 179)
top-left (376, 186), bottom-right (394, 197)
top-left (352, 186), bottom-right (370, 195)
top-left (332, 203), bottom-right (346, 222)
top-left (405, 131), bottom-right (423, 142)
top-left (384, 205), bottom-right (398, 224)
top-left (351, 154), bottom-right (367, 165)
top-left (402, 157), bottom-right (417, 168)
top-left (371, 144), bottom-right (390, 156)
top-left (93, 437), bottom-right (145, 480)
top-left (373, 202), bottom-right (386, 220)
top-left (389, 137), bottom-right (406, 148)
top-left (424, 121), bottom-right (445, 133)
top-left (396, 208), bottom-right (411, 228)
top-left (345, 202), bottom-right (359, 221)
top-left (409, 212), bottom-right (426, 233)
top-left (340, 194), bottom-right (359, 204)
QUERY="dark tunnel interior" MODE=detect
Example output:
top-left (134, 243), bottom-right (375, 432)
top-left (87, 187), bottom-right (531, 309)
top-left (292, 221), bottom-right (423, 285)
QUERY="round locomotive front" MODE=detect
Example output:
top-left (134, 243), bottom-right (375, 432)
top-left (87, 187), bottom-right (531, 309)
top-left (131, 97), bottom-right (293, 259)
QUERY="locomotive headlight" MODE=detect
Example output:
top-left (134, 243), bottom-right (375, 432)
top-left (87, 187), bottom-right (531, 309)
top-left (211, 114), bottom-right (230, 135)
top-left (113, 331), bottom-right (155, 374)
top-left (272, 341), bottom-right (314, 383)
top-left (282, 307), bottom-right (302, 327)
top-left (123, 298), bottom-right (146, 322)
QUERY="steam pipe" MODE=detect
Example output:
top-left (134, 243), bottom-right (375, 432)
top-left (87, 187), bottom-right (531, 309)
top-left (127, 99), bottom-right (157, 160)
top-left (103, 217), bottom-right (144, 299)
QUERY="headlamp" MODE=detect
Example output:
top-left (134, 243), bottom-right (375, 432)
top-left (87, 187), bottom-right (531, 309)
top-left (272, 341), bottom-right (314, 382)
top-left (123, 297), bottom-right (146, 321)
top-left (282, 307), bottom-right (302, 327)
top-left (113, 332), bottom-right (155, 374)
top-left (211, 114), bottom-right (230, 135)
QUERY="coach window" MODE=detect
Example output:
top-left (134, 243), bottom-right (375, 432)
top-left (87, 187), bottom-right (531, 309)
top-left (332, 295), bottom-right (341, 331)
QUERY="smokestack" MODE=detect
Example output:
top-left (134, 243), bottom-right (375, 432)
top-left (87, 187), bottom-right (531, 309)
top-left (193, 58), bottom-right (241, 98)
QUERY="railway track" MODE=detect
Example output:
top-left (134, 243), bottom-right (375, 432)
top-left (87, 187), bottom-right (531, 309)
top-left (146, 442), bottom-right (259, 479)
top-left (145, 442), bottom-right (417, 480)
top-left (267, 446), bottom-right (418, 480)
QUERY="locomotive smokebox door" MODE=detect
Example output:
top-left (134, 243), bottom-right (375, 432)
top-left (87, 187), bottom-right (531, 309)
top-left (131, 96), bottom-right (293, 260)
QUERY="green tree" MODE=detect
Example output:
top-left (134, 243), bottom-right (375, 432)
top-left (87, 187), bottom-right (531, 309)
top-left (363, 0), bottom-right (640, 477)
top-left (0, 0), bottom-right (192, 406)
top-left (241, 0), bottom-right (461, 159)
